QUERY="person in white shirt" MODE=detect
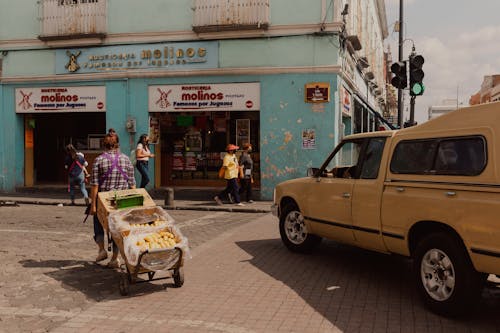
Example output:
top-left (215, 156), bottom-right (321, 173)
top-left (135, 134), bottom-right (155, 188)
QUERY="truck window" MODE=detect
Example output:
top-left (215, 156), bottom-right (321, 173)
top-left (323, 140), bottom-right (363, 178)
top-left (390, 136), bottom-right (486, 176)
top-left (391, 140), bottom-right (437, 174)
top-left (434, 137), bottom-right (486, 175)
top-left (360, 137), bottom-right (386, 179)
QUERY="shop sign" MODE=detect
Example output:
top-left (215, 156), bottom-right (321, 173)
top-left (15, 86), bottom-right (106, 113)
top-left (148, 82), bottom-right (260, 112)
top-left (305, 82), bottom-right (330, 103)
top-left (56, 41), bottom-right (217, 74)
top-left (342, 86), bottom-right (352, 117)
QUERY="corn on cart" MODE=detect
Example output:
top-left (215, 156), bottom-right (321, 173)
top-left (97, 189), bottom-right (189, 296)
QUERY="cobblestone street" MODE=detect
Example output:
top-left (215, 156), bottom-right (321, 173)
top-left (0, 204), bottom-right (266, 332)
top-left (0, 204), bottom-right (499, 332)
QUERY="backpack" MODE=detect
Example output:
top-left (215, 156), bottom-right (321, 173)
top-left (130, 149), bottom-right (136, 166)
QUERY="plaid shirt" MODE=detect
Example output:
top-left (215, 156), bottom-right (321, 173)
top-left (91, 150), bottom-right (136, 191)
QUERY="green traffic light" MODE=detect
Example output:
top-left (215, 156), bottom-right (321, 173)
top-left (411, 83), bottom-right (425, 96)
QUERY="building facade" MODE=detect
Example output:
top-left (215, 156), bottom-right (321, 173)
top-left (0, 0), bottom-right (388, 199)
top-left (470, 74), bottom-right (500, 105)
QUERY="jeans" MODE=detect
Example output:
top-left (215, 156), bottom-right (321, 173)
top-left (218, 178), bottom-right (240, 204)
top-left (93, 205), bottom-right (118, 253)
top-left (239, 178), bottom-right (252, 201)
top-left (136, 160), bottom-right (150, 188)
top-left (69, 172), bottom-right (88, 202)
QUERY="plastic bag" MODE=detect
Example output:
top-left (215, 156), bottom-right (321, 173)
top-left (218, 166), bottom-right (225, 179)
top-left (122, 224), bottom-right (190, 270)
top-left (108, 206), bottom-right (191, 270)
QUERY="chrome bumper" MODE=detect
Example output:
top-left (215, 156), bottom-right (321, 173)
top-left (271, 203), bottom-right (279, 217)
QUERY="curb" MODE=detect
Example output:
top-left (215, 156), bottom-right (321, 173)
top-left (0, 198), bottom-right (270, 213)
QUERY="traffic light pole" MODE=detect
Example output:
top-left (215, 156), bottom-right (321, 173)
top-left (409, 95), bottom-right (415, 125)
top-left (397, 0), bottom-right (404, 128)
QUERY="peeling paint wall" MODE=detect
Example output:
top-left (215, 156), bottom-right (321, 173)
top-left (259, 74), bottom-right (338, 199)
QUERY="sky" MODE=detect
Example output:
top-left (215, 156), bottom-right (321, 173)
top-left (384, 0), bottom-right (500, 124)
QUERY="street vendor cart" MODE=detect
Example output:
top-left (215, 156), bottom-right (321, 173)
top-left (97, 189), bottom-right (189, 295)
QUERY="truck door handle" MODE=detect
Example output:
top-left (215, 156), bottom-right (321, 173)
top-left (396, 187), bottom-right (405, 192)
top-left (342, 192), bottom-right (351, 198)
top-left (446, 191), bottom-right (456, 197)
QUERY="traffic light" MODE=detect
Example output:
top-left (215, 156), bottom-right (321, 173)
top-left (409, 55), bottom-right (425, 96)
top-left (390, 61), bottom-right (407, 89)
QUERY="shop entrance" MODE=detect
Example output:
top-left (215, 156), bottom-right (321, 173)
top-left (29, 113), bottom-right (106, 184)
top-left (157, 111), bottom-right (260, 187)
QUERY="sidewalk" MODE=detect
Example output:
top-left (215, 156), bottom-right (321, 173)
top-left (0, 188), bottom-right (272, 213)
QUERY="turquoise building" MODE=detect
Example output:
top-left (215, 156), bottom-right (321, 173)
top-left (0, 0), bottom-right (388, 199)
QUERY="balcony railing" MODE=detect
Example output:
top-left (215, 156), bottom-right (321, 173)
top-left (193, 0), bottom-right (270, 33)
top-left (38, 0), bottom-right (106, 41)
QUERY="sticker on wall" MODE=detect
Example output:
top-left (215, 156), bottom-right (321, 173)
top-left (302, 129), bottom-right (316, 149)
top-left (305, 82), bottom-right (330, 103)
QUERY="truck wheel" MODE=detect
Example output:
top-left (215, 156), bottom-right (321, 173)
top-left (413, 232), bottom-right (484, 316)
top-left (279, 203), bottom-right (321, 253)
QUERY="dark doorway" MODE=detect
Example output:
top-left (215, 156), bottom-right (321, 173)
top-left (32, 113), bottom-right (105, 184)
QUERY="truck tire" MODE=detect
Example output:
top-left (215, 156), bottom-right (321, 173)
top-left (279, 203), bottom-right (321, 253)
top-left (413, 232), bottom-right (485, 317)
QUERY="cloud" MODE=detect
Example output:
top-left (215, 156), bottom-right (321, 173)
top-left (396, 25), bottom-right (500, 123)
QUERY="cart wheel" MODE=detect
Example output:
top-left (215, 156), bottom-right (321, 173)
top-left (119, 275), bottom-right (130, 296)
top-left (173, 267), bottom-right (184, 287)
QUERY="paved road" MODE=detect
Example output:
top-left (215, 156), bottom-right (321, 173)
top-left (0, 204), bottom-right (266, 333)
top-left (1, 204), bottom-right (499, 333)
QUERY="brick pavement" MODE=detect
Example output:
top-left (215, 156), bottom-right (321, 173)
top-left (46, 214), bottom-right (500, 333)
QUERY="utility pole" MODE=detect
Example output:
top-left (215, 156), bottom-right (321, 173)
top-left (397, 0), bottom-right (404, 128)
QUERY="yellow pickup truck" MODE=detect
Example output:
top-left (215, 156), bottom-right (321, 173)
top-left (272, 101), bottom-right (500, 316)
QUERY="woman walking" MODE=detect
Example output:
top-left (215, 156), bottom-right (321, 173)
top-left (135, 134), bottom-right (155, 188)
top-left (214, 144), bottom-right (243, 206)
top-left (64, 144), bottom-right (90, 206)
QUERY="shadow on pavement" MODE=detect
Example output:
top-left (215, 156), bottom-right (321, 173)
top-left (236, 238), bottom-right (500, 331)
top-left (19, 259), bottom-right (172, 300)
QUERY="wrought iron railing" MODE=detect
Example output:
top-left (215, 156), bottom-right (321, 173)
top-left (38, 0), bottom-right (106, 40)
top-left (193, 0), bottom-right (270, 33)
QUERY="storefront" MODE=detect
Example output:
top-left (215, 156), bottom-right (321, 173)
top-left (148, 83), bottom-right (261, 188)
top-left (14, 86), bottom-right (107, 185)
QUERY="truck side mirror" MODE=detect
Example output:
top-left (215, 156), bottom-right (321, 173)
top-left (307, 167), bottom-right (320, 177)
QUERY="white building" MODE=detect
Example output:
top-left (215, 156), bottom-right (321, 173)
top-left (428, 99), bottom-right (460, 120)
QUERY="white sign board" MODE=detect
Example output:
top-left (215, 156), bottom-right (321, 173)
top-left (15, 86), bottom-right (106, 113)
top-left (148, 82), bottom-right (260, 112)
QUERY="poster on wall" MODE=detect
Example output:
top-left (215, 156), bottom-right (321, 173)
top-left (15, 86), bottom-right (106, 113)
top-left (148, 83), bottom-right (260, 112)
top-left (304, 82), bottom-right (330, 103)
top-left (342, 86), bottom-right (352, 116)
top-left (149, 116), bottom-right (160, 144)
top-left (302, 129), bottom-right (316, 149)
top-left (172, 152), bottom-right (184, 170)
top-left (236, 119), bottom-right (250, 148)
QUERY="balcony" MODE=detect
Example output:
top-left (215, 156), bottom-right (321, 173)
top-left (38, 0), bottom-right (106, 41)
top-left (193, 0), bottom-right (270, 33)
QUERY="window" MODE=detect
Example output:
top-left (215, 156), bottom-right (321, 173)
top-left (434, 138), bottom-right (486, 175)
top-left (390, 140), bottom-right (437, 174)
top-left (360, 138), bottom-right (386, 179)
top-left (390, 136), bottom-right (486, 176)
top-left (320, 140), bottom-right (363, 178)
